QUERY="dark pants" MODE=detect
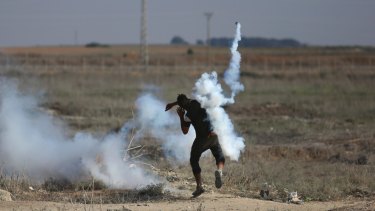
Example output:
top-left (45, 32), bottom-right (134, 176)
top-left (190, 134), bottom-right (225, 174)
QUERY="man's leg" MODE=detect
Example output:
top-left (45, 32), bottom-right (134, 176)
top-left (190, 139), bottom-right (205, 197)
top-left (210, 135), bottom-right (225, 189)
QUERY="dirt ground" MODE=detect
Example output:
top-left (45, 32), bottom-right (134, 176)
top-left (1, 192), bottom-right (372, 211)
top-left (1, 46), bottom-right (374, 210)
top-left (2, 165), bottom-right (374, 211)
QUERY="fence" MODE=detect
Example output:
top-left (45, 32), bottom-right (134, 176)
top-left (1, 52), bottom-right (374, 74)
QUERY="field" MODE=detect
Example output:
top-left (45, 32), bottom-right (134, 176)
top-left (0, 45), bottom-right (375, 210)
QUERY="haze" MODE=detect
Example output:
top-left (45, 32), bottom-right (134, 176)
top-left (1, 0), bottom-right (374, 47)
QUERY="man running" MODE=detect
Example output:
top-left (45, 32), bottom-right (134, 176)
top-left (165, 94), bottom-right (225, 197)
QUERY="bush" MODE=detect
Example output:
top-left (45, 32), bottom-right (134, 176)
top-left (187, 48), bottom-right (194, 55)
top-left (43, 177), bottom-right (73, 192)
top-left (170, 36), bottom-right (189, 45)
top-left (85, 42), bottom-right (110, 48)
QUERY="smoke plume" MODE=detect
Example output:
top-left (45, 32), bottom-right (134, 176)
top-left (132, 93), bottom-right (195, 163)
top-left (193, 22), bottom-right (245, 161)
top-left (0, 78), bottom-right (196, 188)
top-left (0, 79), bottom-right (157, 188)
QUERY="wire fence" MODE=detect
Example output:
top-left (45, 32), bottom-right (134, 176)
top-left (0, 53), bottom-right (374, 74)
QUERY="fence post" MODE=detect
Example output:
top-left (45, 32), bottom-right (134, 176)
top-left (82, 57), bottom-right (86, 72)
top-left (173, 56), bottom-right (177, 72)
top-left (317, 57), bottom-right (321, 72)
top-left (368, 56), bottom-right (372, 67)
top-left (119, 58), bottom-right (123, 71)
top-left (157, 57), bottom-right (161, 73)
top-left (193, 56), bottom-right (197, 72)
top-left (6, 55), bottom-right (10, 71)
top-left (63, 57), bottom-right (67, 70)
top-left (25, 53), bottom-right (29, 69)
top-left (101, 58), bottom-right (105, 71)
top-left (333, 57), bottom-right (340, 70)
top-left (44, 57), bottom-right (48, 72)
top-left (264, 58), bottom-right (268, 71)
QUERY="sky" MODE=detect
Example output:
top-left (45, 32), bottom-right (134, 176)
top-left (0, 0), bottom-right (374, 47)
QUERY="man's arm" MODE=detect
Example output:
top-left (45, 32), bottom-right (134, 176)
top-left (165, 102), bottom-right (178, 111)
top-left (177, 107), bottom-right (190, 134)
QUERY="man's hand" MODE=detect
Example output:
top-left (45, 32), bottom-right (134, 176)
top-left (177, 107), bottom-right (185, 117)
top-left (177, 107), bottom-right (190, 134)
top-left (165, 102), bottom-right (177, 111)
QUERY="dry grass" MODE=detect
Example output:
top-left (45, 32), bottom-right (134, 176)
top-left (0, 46), bottom-right (375, 202)
top-left (0, 173), bottom-right (31, 195)
top-left (0, 172), bottom-right (173, 203)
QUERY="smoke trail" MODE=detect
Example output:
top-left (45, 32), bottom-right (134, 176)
top-left (193, 22), bottom-right (245, 161)
top-left (224, 22), bottom-right (245, 98)
top-left (0, 79), bottom-right (157, 188)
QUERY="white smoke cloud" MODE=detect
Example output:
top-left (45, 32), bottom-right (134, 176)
top-left (0, 79), bottom-right (157, 188)
top-left (193, 22), bottom-right (245, 161)
top-left (0, 78), bottom-right (196, 188)
top-left (134, 93), bottom-right (195, 163)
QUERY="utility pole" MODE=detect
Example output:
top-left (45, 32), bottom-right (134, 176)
top-left (204, 12), bottom-right (213, 66)
top-left (140, 0), bottom-right (149, 71)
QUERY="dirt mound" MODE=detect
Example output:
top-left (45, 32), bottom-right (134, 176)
top-left (331, 198), bottom-right (375, 211)
top-left (0, 189), bottom-right (12, 201)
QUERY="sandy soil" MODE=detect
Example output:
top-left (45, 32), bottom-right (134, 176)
top-left (1, 191), bottom-right (370, 211)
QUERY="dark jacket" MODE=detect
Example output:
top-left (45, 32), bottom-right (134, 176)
top-left (185, 100), bottom-right (213, 138)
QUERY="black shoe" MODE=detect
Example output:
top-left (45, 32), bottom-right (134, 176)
top-left (215, 170), bottom-right (223, 189)
top-left (192, 186), bottom-right (205, 197)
